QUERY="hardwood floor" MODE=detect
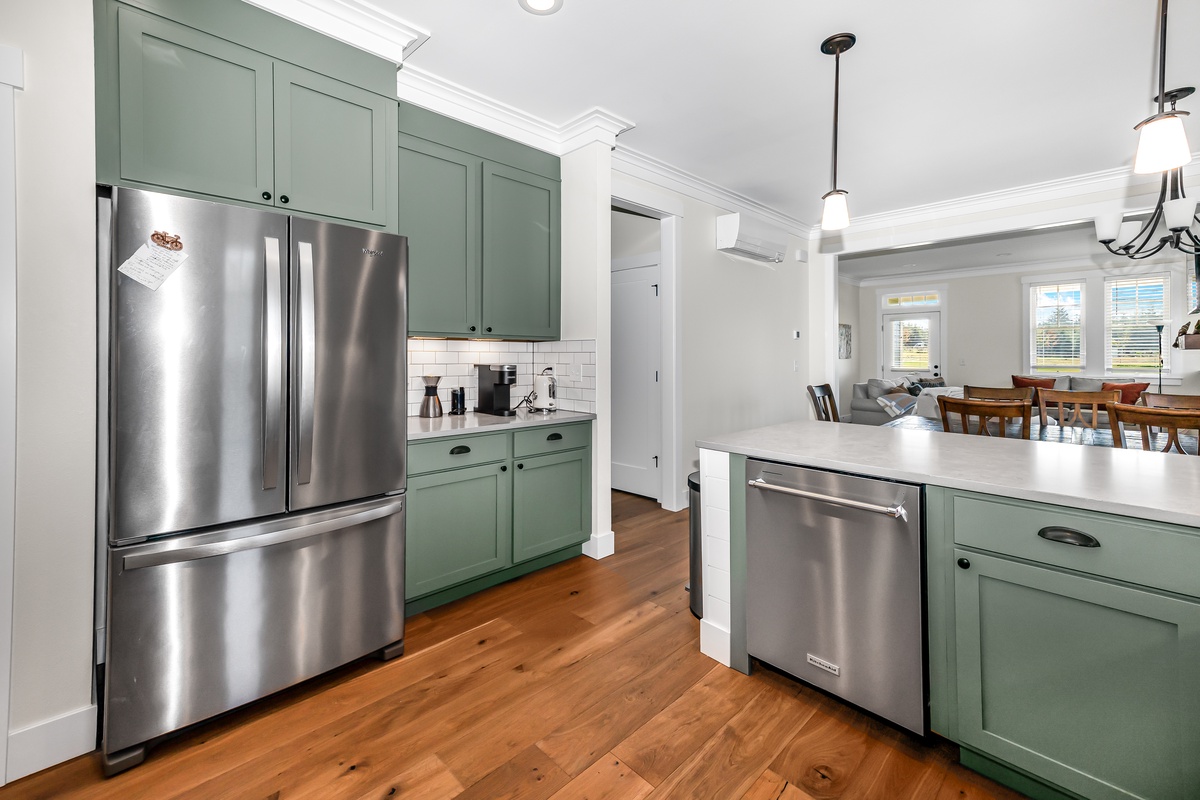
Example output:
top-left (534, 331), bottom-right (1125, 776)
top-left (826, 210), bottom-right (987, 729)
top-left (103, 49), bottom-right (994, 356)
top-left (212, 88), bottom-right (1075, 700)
top-left (3, 492), bottom-right (1027, 799)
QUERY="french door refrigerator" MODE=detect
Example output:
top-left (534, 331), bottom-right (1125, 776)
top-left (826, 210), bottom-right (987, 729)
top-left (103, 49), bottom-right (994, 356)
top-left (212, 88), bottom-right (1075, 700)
top-left (96, 186), bottom-right (407, 774)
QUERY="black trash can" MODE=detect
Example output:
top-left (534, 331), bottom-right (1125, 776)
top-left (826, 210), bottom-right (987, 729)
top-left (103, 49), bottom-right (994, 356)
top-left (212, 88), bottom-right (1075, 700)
top-left (687, 471), bottom-right (702, 619)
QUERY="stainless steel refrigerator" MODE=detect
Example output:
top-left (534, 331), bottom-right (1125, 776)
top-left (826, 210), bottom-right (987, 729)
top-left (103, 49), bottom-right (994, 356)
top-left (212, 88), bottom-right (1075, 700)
top-left (96, 186), bottom-right (407, 774)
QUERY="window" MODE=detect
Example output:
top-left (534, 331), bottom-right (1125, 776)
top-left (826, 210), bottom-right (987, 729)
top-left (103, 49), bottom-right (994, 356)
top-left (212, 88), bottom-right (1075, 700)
top-left (888, 316), bottom-right (931, 370)
top-left (883, 291), bottom-right (940, 308)
top-left (1030, 282), bottom-right (1084, 371)
top-left (1190, 270), bottom-right (1198, 314)
top-left (1104, 275), bottom-right (1169, 371)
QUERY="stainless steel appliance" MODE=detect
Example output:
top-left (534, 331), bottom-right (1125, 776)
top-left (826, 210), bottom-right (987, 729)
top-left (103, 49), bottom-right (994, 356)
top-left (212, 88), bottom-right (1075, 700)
top-left (96, 186), bottom-right (408, 774)
top-left (419, 375), bottom-right (443, 418)
top-left (475, 363), bottom-right (517, 416)
top-left (532, 369), bottom-right (557, 412)
top-left (744, 460), bottom-right (926, 735)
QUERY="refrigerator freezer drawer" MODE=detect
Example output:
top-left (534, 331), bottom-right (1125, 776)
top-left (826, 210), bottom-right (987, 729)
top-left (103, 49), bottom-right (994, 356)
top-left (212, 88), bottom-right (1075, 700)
top-left (103, 496), bottom-right (405, 756)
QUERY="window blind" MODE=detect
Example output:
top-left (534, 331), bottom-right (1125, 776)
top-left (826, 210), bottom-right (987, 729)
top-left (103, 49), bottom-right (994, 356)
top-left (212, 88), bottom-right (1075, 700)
top-left (889, 318), bottom-right (930, 370)
top-left (1104, 275), bottom-right (1168, 371)
top-left (1030, 282), bottom-right (1083, 371)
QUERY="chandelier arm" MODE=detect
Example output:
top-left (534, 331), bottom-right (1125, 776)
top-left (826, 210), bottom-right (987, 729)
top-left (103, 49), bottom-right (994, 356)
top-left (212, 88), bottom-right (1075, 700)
top-left (1129, 238), bottom-right (1170, 259)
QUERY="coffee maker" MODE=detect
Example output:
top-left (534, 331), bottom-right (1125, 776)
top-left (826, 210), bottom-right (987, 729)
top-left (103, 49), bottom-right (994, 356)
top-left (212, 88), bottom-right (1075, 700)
top-left (475, 364), bottom-right (517, 416)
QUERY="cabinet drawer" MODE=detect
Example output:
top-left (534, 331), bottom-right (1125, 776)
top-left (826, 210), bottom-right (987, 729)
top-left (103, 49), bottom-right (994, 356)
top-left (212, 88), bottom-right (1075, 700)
top-left (952, 493), bottom-right (1200, 597)
top-left (514, 423), bottom-right (589, 457)
top-left (408, 433), bottom-right (507, 475)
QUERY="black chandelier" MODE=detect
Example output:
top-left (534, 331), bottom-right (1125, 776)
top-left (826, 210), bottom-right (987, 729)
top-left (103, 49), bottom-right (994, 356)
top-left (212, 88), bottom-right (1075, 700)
top-left (1095, 0), bottom-right (1198, 259)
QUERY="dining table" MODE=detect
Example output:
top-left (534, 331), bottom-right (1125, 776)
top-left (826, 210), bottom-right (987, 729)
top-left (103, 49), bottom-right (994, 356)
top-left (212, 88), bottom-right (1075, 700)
top-left (882, 413), bottom-right (1199, 454)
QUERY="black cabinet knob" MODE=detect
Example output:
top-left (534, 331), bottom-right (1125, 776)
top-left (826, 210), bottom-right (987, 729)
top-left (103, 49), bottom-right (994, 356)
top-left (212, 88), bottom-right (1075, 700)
top-left (517, 463), bottom-right (524, 470)
top-left (469, 326), bottom-right (477, 332)
top-left (500, 465), bottom-right (507, 472)
top-left (957, 557), bottom-right (971, 570)
top-left (279, 195), bottom-right (290, 204)
top-left (261, 191), bottom-right (272, 201)
top-left (486, 326), bottom-right (493, 333)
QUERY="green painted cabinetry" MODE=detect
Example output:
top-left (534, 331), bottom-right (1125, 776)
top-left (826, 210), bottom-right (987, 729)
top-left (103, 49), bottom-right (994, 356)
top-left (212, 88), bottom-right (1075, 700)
top-left (406, 421), bottom-right (591, 614)
top-left (927, 488), bottom-right (1200, 800)
top-left (398, 101), bottom-right (561, 340)
top-left (96, 0), bottom-right (398, 230)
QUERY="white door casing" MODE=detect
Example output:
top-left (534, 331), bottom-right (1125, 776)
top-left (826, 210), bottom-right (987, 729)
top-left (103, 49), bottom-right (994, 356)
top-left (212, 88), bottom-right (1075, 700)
top-left (610, 257), bottom-right (661, 499)
top-left (882, 311), bottom-right (942, 382)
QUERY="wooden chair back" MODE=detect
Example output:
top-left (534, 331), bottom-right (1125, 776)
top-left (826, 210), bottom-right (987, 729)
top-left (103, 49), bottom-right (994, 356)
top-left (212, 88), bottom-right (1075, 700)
top-left (1140, 392), bottom-right (1200, 410)
top-left (806, 383), bottom-right (840, 422)
top-left (1108, 402), bottom-right (1200, 455)
top-left (963, 385), bottom-right (1035, 401)
top-left (1036, 388), bottom-right (1120, 429)
top-left (936, 396), bottom-right (1032, 439)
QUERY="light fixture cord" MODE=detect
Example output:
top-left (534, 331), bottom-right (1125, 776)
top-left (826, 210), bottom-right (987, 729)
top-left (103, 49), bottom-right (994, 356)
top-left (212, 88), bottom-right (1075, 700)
top-left (831, 48), bottom-right (841, 189)
top-left (1156, 0), bottom-right (1168, 114)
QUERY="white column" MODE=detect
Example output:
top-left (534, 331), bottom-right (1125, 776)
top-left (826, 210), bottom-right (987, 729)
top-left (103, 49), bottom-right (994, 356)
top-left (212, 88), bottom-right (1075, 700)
top-left (806, 240), bottom-right (839, 395)
top-left (561, 140), bottom-right (615, 558)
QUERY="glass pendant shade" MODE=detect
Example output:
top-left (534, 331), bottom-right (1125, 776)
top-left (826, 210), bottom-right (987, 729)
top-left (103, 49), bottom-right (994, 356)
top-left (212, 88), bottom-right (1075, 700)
top-left (1133, 114), bottom-right (1192, 174)
top-left (1116, 220), bottom-right (1144, 248)
top-left (821, 190), bottom-right (850, 231)
top-left (1164, 196), bottom-right (1197, 230)
top-left (1095, 213), bottom-right (1124, 242)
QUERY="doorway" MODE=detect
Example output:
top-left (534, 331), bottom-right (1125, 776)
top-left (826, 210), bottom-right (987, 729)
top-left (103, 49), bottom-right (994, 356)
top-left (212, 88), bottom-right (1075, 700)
top-left (882, 311), bottom-right (942, 381)
top-left (610, 256), bottom-right (661, 499)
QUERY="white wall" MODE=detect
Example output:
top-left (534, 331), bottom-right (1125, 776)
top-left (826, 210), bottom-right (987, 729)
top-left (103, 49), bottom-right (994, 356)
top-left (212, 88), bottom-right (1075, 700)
top-left (611, 209), bottom-right (659, 259)
top-left (6, 0), bottom-right (99, 781)
top-left (836, 280), bottom-right (860, 414)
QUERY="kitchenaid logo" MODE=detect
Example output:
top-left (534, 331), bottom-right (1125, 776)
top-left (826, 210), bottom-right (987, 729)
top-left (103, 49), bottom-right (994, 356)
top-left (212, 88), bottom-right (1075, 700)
top-left (362, 248), bottom-right (385, 257)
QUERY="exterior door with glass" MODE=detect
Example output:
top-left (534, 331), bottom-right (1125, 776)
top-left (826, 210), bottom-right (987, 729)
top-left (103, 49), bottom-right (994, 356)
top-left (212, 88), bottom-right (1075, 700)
top-left (883, 312), bottom-right (941, 382)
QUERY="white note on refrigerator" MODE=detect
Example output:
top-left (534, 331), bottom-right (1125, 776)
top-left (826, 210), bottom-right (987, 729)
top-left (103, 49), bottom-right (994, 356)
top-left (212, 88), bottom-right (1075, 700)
top-left (117, 242), bottom-right (189, 291)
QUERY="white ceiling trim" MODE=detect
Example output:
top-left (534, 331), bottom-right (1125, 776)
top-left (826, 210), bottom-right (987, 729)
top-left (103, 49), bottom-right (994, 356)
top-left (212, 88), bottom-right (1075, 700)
top-left (242, 0), bottom-right (429, 63)
top-left (612, 147), bottom-right (810, 239)
top-left (847, 249), bottom-right (1186, 288)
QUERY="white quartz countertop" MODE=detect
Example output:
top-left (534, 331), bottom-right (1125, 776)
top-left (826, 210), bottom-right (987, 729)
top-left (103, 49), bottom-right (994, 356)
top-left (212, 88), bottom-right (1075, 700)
top-left (408, 409), bottom-right (595, 441)
top-left (698, 420), bottom-right (1200, 528)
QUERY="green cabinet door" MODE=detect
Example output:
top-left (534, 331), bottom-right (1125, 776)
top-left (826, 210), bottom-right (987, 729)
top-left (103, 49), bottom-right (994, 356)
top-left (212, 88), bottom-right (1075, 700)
top-left (274, 63), bottom-right (391, 227)
top-left (512, 448), bottom-right (589, 563)
top-left (481, 162), bottom-right (561, 340)
top-left (115, 7), bottom-right (274, 204)
top-left (398, 135), bottom-right (482, 336)
top-left (954, 548), bottom-right (1200, 800)
top-left (406, 462), bottom-right (512, 600)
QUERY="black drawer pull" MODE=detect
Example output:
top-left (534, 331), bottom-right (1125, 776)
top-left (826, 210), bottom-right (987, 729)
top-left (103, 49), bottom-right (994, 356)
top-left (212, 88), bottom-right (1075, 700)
top-left (547, 433), bottom-right (563, 441)
top-left (1038, 526), bottom-right (1100, 548)
top-left (449, 445), bottom-right (471, 456)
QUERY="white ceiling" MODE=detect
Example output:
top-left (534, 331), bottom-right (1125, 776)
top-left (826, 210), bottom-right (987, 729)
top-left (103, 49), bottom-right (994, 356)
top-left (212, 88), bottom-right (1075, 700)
top-left (375, 0), bottom-right (1200, 230)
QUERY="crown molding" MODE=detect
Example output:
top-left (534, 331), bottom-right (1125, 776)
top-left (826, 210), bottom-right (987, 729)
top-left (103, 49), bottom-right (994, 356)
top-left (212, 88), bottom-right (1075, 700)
top-left (558, 109), bottom-right (635, 153)
top-left (612, 147), bottom-right (811, 239)
top-left (242, 0), bottom-right (429, 63)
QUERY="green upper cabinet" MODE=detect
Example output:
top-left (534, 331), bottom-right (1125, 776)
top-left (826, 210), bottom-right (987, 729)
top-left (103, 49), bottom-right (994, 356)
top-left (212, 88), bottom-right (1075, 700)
top-left (115, 7), bottom-right (274, 205)
top-left (97, 0), bottom-right (398, 231)
top-left (398, 101), bottom-right (561, 340)
top-left (482, 162), bottom-right (561, 340)
top-left (273, 63), bottom-right (390, 226)
top-left (397, 134), bottom-right (481, 336)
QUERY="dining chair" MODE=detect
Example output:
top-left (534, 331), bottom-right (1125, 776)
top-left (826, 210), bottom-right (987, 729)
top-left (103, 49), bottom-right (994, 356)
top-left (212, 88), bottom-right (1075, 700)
top-left (1036, 388), bottom-right (1119, 429)
top-left (806, 384), bottom-right (841, 422)
top-left (1140, 392), bottom-right (1200, 410)
top-left (963, 385), bottom-right (1035, 401)
top-left (1108, 403), bottom-right (1200, 455)
top-left (937, 396), bottom-right (1032, 439)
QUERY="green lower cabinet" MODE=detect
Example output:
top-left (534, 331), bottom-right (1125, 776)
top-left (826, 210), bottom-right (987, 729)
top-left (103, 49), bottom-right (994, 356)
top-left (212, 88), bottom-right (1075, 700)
top-left (512, 448), bottom-right (590, 563)
top-left (406, 462), bottom-right (511, 600)
top-left (954, 547), bottom-right (1200, 800)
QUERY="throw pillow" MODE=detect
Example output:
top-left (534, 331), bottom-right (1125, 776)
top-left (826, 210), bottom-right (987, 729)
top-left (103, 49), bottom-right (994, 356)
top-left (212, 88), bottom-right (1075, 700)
top-left (1012, 375), bottom-right (1055, 390)
top-left (1069, 376), bottom-right (1105, 392)
top-left (866, 378), bottom-right (901, 399)
top-left (1103, 381), bottom-right (1149, 405)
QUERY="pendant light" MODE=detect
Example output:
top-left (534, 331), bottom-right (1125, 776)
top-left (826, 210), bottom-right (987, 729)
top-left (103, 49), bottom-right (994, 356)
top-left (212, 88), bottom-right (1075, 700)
top-left (820, 33), bottom-right (856, 231)
top-left (1095, 0), bottom-right (1197, 259)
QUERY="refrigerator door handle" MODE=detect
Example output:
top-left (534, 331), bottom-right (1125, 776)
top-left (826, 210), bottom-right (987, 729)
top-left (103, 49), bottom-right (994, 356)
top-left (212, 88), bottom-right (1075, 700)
top-left (297, 240), bottom-right (316, 485)
top-left (262, 236), bottom-right (283, 490)
top-left (122, 496), bottom-right (404, 570)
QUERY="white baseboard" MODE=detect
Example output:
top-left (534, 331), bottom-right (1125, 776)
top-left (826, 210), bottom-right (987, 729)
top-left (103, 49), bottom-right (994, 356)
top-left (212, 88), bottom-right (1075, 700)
top-left (699, 619), bottom-right (731, 666)
top-left (6, 704), bottom-right (97, 784)
top-left (582, 530), bottom-right (614, 559)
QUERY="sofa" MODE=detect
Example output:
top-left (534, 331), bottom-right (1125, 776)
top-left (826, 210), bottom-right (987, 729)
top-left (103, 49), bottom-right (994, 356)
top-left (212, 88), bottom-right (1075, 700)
top-left (849, 378), bottom-right (930, 425)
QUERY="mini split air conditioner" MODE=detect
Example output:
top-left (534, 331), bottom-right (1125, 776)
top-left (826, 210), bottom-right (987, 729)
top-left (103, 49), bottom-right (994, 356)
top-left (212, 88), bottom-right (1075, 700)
top-left (716, 213), bottom-right (788, 264)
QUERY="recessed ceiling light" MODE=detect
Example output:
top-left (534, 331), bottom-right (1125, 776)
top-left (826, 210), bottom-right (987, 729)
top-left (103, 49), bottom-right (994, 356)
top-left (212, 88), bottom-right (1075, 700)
top-left (519, 0), bottom-right (562, 14)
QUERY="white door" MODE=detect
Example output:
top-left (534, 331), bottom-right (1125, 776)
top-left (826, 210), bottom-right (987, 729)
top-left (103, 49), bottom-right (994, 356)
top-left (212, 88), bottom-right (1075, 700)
top-left (611, 262), bottom-right (661, 499)
top-left (882, 311), bottom-right (942, 382)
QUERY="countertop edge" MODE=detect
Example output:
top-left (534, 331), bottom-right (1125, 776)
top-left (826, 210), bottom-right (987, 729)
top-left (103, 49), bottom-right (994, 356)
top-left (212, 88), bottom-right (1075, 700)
top-left (408, 410), bottom-right (596, 441)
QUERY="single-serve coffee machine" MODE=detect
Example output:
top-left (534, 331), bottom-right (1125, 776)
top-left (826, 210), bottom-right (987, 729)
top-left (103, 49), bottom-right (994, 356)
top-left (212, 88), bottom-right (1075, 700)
top-left (475, 364), bottom-right (517, 416)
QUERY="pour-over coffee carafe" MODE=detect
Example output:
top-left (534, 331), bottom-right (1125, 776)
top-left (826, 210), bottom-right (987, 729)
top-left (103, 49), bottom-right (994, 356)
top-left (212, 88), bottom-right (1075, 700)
top-left (419, 375), bottom-right (443, 418)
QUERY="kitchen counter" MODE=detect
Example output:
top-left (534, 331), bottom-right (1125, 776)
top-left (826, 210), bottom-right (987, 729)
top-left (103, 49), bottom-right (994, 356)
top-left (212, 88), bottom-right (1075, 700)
top-left (407, 409), bottom-right (596, 441)
top-left (698, 418), bottom-right (1200, 527)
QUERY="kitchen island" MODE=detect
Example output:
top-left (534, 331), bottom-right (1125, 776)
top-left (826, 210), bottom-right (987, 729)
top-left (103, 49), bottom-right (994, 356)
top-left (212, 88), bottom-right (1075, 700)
top-left (697, 420), bottom-right (1200, 800)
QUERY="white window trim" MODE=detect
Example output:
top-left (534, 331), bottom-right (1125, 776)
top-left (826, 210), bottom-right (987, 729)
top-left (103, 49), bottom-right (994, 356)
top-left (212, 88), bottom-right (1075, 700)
top-left (874, 284), bottom-right (948, 379)
top-left (1021, 265), bottom-right (1189, 385)
top-left (1026, 275), bottom-right (1087, 373)
top-left (1102, 271), bottom-right (1172, 374)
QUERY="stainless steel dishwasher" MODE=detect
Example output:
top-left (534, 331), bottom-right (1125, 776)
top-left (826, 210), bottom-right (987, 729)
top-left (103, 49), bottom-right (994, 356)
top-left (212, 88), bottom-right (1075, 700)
top-left (745, 459), bottom-right (926, 735)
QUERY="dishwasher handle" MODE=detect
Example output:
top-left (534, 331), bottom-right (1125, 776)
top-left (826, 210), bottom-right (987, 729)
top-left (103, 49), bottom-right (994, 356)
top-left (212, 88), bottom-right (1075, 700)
top-left (748, 478), bottom-right (909, 522)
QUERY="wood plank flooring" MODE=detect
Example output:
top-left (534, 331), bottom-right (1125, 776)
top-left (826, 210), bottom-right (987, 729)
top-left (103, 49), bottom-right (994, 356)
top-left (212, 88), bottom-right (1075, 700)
top-left (1, 492), bottom-right (1027, 799)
